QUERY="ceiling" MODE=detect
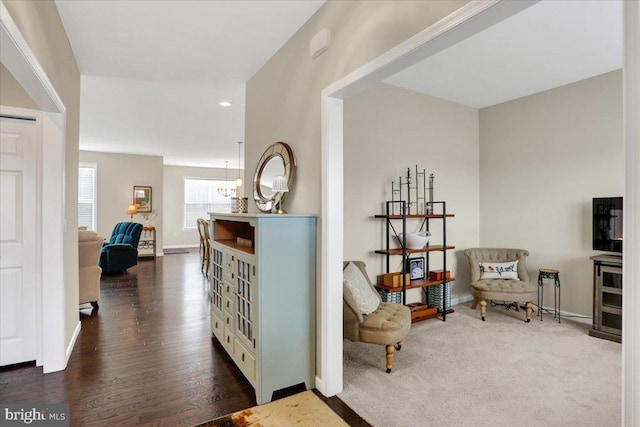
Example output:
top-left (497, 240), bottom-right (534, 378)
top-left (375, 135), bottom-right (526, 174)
top-left (55, 0), bottom-right (622, 168)
top-left (55, 0), bottom-right (325, 167)
top-left (385, 0), bottom-right (623, 109)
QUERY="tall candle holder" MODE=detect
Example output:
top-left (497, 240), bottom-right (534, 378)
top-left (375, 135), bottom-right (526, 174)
top-left (391, 166), bottom-right (434, 215)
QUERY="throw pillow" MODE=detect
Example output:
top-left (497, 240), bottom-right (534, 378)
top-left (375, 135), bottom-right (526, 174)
top-left (479, 260), bottom-right (519, 280)
top-left (343, 262), bottom-right (380, 315)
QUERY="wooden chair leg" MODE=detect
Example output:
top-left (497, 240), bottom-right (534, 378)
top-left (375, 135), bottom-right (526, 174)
top-left (395, 340), bottom-right (403, 351)
top-left (471, 297), bottom-right (478, 309)
top-left (514, 302), bottom-right (520, 311)
top-left (525, 302), bottom-right (532, 323)
top-left (385, 344), bottom-right (394, 373)
top-left (480, 300), bottom-right (487, 321)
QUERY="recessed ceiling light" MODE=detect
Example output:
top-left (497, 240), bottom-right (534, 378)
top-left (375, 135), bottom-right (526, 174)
top-left (219, 101), bottom-right (231, 107)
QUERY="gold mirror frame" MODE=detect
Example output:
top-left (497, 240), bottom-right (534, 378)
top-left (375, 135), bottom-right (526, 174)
top-left (253, 142), bottom-right (296, 213)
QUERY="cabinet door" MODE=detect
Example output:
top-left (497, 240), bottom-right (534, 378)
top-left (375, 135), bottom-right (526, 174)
top-left (210, 244), bottom-right (225, 318)
top-left (598, 265), bottom-right (622, 334)
top-left (235, 252), bottom-right (257, 353)
top-left (211, 311), bottom-right (224, 341)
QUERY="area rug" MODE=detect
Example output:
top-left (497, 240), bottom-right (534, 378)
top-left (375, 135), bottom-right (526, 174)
top-left (193, 390), bottom-right (349, 427)
top-left (340, 303), bottom-right (621, 427)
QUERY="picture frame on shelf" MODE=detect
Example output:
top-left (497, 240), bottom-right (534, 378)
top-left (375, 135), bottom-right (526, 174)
top-left (133, 185), bottom-right (152, 213)
top-left (406, 257), bottom-right (425, 280)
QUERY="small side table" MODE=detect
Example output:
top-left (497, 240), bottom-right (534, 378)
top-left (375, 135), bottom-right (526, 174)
top-left (538, 269), bottom-right (560, 322)
top-left (139, 226), bottom-right (156, 260)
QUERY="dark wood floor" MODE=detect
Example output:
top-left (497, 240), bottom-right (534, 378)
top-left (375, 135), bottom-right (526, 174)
top-left (0, 250), bottom-right (369, 427)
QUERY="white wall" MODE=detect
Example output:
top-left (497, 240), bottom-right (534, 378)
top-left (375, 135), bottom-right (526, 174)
top-left (479, 70), bottom-right (623, 316)
top-left (2, 0), bottom-right (81, 369)
top-left (163, 164), bottom-right (241, 247)
top-left (344, 83), bottom-right (479, 303)
top-left (79, 151), bottom-right (164, 255)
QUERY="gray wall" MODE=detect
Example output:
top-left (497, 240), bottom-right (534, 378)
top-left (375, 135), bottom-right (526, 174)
top-left (344, 83), bottom-right (479, 303)
top-left (79, 151), bottom-right (164, 255)
top-left (479, 70), bottom-right (623, 316)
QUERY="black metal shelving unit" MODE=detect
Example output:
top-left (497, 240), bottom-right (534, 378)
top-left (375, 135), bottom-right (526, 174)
top-left (374, 200), bottom-right (455, 322)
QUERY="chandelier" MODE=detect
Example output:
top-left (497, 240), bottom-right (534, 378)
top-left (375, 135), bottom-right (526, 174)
top-left (217, 161), bottom-right (236, 197)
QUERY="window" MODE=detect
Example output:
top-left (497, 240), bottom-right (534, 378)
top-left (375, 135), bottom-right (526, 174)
top-left (184, 178), bottom-right (233, 229)
top-left (78, 163), bottom-right (97, 230)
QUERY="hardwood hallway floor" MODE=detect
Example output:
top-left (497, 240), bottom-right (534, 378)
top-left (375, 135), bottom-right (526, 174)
top-left (0, 251), bottom-right (368, 426)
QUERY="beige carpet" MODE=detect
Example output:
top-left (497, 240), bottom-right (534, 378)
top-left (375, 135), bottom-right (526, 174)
top-left (340, 303), bottom-right (621, 427)
top-left (194, 390), bottom-right (349, 427)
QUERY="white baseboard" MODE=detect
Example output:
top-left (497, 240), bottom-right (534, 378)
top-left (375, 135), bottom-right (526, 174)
top-left (452, 294), bottom-right (474, 306)
top-left (163, 244), bottom-right (198, 249)
top-left (65, 320), bottom-right (81, 367)
top-left (452, 294), bottom-right (592, 325)
top-left (539, 306), bottom-right (592, 325)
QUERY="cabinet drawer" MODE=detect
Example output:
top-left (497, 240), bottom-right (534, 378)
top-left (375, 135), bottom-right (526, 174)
top-left (211, 312), bottom-right (224, 341)
top-left (224, 296), bottom-right (234, 315)
top-left (222, 327), bottom-right (234, 354)
top-left (233, 339), bottom-right (256, 383)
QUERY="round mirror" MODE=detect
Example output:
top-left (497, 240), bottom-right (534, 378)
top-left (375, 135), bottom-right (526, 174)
top-left (253, 142), bottom-right (295, 212)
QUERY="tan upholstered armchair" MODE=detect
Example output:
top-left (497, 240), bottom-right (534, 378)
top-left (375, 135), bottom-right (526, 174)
top-left (463, 248), bottom-right (536, 322)
top-left (79, 230), bottom-right (103, 308)
top-left (343, 261), bottom-right (411, 373)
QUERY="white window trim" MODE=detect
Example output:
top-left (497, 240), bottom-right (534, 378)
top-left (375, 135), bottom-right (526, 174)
top-left (78, 162), bottom-right (97, 231)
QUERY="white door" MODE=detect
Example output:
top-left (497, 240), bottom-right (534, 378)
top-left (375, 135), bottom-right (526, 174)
top-left (0, 116), bottom-right (37, 366)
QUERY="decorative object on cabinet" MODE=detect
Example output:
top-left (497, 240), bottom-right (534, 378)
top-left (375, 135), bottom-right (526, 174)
top-left (127, 204), bottom-right (137, 219)
top-left (253, 142), bottom-right (295, 213)
top-left (343, 261), bottom-right (411, 373)
top-left (406, 257), bottom-right (425, 280)
top-left (397, 231), bottom-right (430, 249)
top-left (78, 230), bottom-right (103, 308)
top-left (133, 186), bottom-right (152, 212)
top-left (383, 272), bottom-right (410, 288)
top-left (218, 161), bottom-right (236, 197)
top-left (271, 175), bottom-right (289, 214)
top-left (374, 199), bottom-right (455, 323)
top-left (209, 213), bottom-right (316, 404)
top-left (99, 222), bottom-right (143, 273)
top-left (463, 248), bottom-right (536, 322)
top-left (391, 166), bottom-right (434, 215)
top-left (141, 209), bottom-right (157, 227)
top-left (138, 226), bottom-right (156, 260)
top-left (231, 197), bottom-right (248, 213)
top-left (429, 269), bottom-right (450, 281)
top-left (589, 255), bottom-right (622, 342)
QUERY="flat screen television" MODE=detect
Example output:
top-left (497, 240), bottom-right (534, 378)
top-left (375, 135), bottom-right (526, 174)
top-left (593, 197), bottom-right (623, 253)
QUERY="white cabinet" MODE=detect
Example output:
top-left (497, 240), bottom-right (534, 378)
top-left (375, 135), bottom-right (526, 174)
top-left (209, 213), bottom-right (316, 404)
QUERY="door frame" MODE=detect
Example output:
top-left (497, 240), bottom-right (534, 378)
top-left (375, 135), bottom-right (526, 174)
top-left (319, 0), bottom-right (639, 424)
top-left (1, 2), bottom-right (70, 373)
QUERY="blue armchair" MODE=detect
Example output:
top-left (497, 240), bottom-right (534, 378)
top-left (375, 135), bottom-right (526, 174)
top-left (99, 222), bottom-right (143, 273)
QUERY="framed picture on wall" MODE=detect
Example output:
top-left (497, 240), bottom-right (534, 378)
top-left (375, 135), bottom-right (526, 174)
top-left (406, 257), bottom-right (425, 280)
top-left (133, 186), bottom-right (152, 213)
